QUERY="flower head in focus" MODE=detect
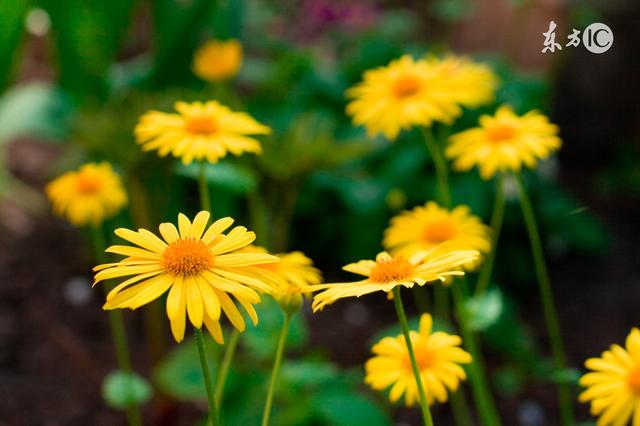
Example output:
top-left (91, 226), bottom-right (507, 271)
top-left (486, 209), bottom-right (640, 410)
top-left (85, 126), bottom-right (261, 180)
top-left (384, 202), bottom-right (491, 271)
top-left (46, 162), bottom-right (127, 227)
top-left (311, 250), bottom-right (478, 312)
top-left (93, 211), bottom-right (279, 343)
top-left (365, 313), bottom-right (471, 406)
top-left (345, 54), bottom-right (497, 140)
top-left (446, 105), bottom-right (561, 180)
top-left (135, 101), bottom-right (270, 165)
top-left (579, 328), bottom-right (640, 426)
top-left (193, 39), bottom-right (243, 82)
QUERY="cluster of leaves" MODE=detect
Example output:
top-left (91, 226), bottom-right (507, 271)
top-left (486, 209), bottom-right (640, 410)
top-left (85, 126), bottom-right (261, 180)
top-left (154, 298), bottom-right (391, 425)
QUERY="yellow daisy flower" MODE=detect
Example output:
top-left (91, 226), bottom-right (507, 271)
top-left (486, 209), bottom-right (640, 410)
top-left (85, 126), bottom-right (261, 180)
top-left (383, 202), bottom-right (491, 271)
top-left (365, 313), bottom-right (471, 406)
top-left (193, 39), bottom-right (243, 82)
top-left (345, 54), bottom-right (497, 140)
top-left (446, 105), bottom-right (562, 180)
top-left (46, 162), bottom-right (127, 227)
top-left (134, 101), bottom-right (270, 165)
top-left (579, 328), bottom-right (640, 426)
top-left (93, 211), bottom-right (279, 343)
top-left (311, 250), bottom-right (478, 312)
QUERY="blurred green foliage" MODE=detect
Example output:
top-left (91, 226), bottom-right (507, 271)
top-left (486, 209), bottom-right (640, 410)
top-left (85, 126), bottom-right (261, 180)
top-left (103, 370), bottom-right (153, 409)
top-left (0, 0), bottom-right (614, 423)
top-left (155, 298), bottom-right (390, 425)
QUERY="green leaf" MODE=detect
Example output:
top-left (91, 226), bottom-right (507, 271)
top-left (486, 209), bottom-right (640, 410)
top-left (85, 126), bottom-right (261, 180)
top-left (483, 293), bottom-right (539, 365)
top-left (102, 370), bottom-right (152, 409)
top-left (0, 0), bottom-right (29, 88)
top-left (492, 61), bottom-right (550, 113)
top-left (552, 367), bottom-right (581, 385)
top-left (149, 0), bottom-right (215, 87)
top-left (463, 288), bottom-right (504, 331)
top-left (279, 360), bottom-right (338, 388)
top-left (534, 361), bottom-right (581, 385)
top-left (242, 297), bottom-right (308, 360)
top-left (41, 0), bottom-right (136, 100)
top-left (176, 161), bottom-right (258, 194)
top-left (430, 0), bottom-right (474, 22)
top-left (258, 112), bottom-right (376, 181)
top-left (153, 335), bottom-right (220, 400)
top-left (313, 390), bottom-right (391, 426)
top-left (0, 83), bottom-right (72, 144)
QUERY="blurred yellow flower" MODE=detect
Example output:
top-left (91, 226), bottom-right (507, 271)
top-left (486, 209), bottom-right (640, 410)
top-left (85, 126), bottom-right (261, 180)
top-left (345, 54), bottom-right (497, 140)
top-left (384, 202), bottom-right (491, 271)
top-left (365, 313), bottom-right (471, 406)
top-left (193, 39), bottom-right (243, 82)
top-left (135, 100), bottom-right (270, 165)
top-left (238, 246), bottom-right (322, 312)
top-left (429, 55), bottom-right (497, 109)
top-left (446, 105), bottom-right (561, 180)
top-left (311, 250), bottom-right (477, 312)
top-left (579, 328), bottom-right (640, 426)
top-left (93, 211), bottom-right (278, 343)
top-left (46, 162), bottom-right (127, 227)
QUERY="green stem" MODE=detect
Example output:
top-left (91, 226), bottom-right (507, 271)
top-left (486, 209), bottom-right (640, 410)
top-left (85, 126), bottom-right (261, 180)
top-left (392, 287), bottom-right (434, 426)
top-left (199, 161), bottom-right (212, 212)
top-left (194, 327), bottom-right (219, 426)
top-left (449, 390), bottom-right (473, 426)
top-left (452, 281), bottom-right (502, 426)
top-left (475, 174), bottom-right (506, 296)
top-left (214, 329), bottom-right (240, 406)
top-left (421, 127), bottom-right (502, 425)
top-left (106, 309), bottom-right (132, 371)
top-left (421, 127), bottom-right (451, 322)
top-left (91, 226), bottom-right (142, 426)
top-left (514, 174), bottom-right (573, 426)
top-left (421, 127), bottom-right (451, 208)
top-left (261, 312), bottom-right (291, 426)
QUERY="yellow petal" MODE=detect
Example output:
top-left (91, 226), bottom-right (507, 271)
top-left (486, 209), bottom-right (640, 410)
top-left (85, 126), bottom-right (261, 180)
top-left (185, 277), bottom-right (204, 328)
top-left (159, 222), bottom-right (180, 244)
top-left (178, 213), bottom-right (191, 238)
top-left (166, 275), bottom-right (184, 320)
top-left (190, 211), bottom-right (211, 239)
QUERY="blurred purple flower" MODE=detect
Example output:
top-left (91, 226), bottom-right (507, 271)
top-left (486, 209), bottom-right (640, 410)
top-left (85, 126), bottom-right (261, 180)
top-left (296, 0), bottom-right (377, 40)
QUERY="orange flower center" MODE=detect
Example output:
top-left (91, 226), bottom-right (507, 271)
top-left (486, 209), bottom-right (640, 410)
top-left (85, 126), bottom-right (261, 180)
top-left (75, 175), bottom-right (101, 194)
top-left (260, 262), bottom-right (280, 272)
top-left (162, 239), bottom-right (213, 276)
top-left (628, 368), bottom-right (640, 395)
top-left (486, 124), bottom-right (516, 143)
top-left (402, 343), bottom-right (436, 371)
top-left (185, 116), bottom-right (219, 135)
top-left (393, 75), bottom-right (421, 98)
top-left (423, 219), bottom-right (456, 243)
top-left (369, 257), bottom-right (414, 283)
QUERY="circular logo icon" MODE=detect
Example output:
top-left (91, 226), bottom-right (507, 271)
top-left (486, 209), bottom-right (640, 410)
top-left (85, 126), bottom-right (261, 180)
top-left (582, 23), bottom-right (614, 54)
